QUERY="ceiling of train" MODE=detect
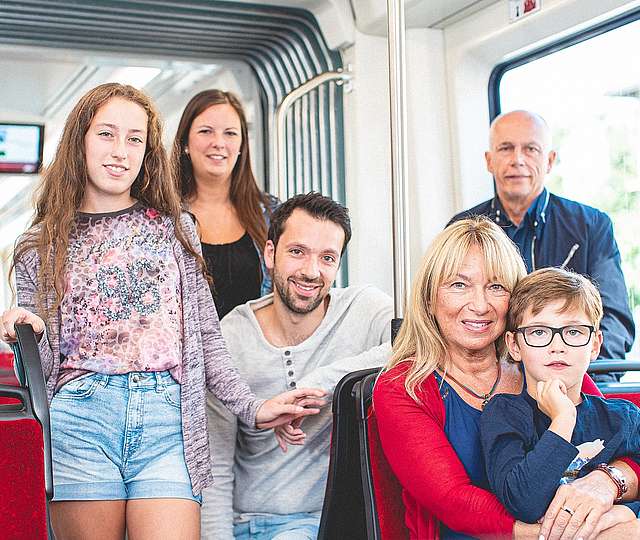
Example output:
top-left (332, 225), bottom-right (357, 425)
top-left (0, 0), bottom-right (346, 253)
top-left (0, 0), bottom-right (495, 120)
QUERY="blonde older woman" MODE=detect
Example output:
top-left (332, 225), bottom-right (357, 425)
top-left (374, 217), bottom-right (640, 540)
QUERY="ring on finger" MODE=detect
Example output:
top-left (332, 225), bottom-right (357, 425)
top-left (561, 506), bottom-right (575, 516)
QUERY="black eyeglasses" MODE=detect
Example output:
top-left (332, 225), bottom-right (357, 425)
top-left (515, 325), bottom-right (595, 348)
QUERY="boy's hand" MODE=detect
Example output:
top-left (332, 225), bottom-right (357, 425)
top-left (536, 379), bottom-right (576, 442)
top-left (536, 379), bottom-right (576, 421)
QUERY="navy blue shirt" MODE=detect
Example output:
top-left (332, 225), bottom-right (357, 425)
top-left (481, 389), bottom-right (640, 523)
top-left (495, 189), bottom-right (550, 272)
top-left (435, 374), bottom-right (486, 540)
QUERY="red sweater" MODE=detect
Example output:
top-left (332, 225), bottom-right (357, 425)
top-left (374, 362), bottom-right (515, 539)
top-left (374, 362), bottom-right (640, 539)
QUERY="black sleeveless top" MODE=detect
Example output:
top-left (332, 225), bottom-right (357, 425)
top-left (201, 232), bottom-right (261, 319)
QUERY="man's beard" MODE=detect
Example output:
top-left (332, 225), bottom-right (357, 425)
top-left (273, 270), bottom-right (326, 314)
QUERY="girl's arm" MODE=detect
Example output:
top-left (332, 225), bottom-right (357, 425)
top-left (13, 249), bottom-right (55, 379)
top-left (373, 372), bottom-right (515, 538)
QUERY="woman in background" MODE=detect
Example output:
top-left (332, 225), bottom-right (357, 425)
top-left (171, 90), bottom-right (278, 319)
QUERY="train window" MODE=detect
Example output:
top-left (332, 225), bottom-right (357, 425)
top-left (492, 12), bottom-right (640, 363)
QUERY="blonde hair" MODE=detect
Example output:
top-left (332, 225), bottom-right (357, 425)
top-left (387, 217), bottom-right (526, 401)
top-left (508, 267), bottom-right (603, 330)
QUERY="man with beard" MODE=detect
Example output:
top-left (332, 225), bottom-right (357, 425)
top-left (202, 192), bottom-right (392, 540)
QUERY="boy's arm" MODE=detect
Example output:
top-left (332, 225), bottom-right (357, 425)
top-left (612, 402), bottom-right (640, 500)
top-left (481, 395), bottom-right (579, 523)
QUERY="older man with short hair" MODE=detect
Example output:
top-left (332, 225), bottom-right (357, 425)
top-left (450, 110), bottom-right (634, 361)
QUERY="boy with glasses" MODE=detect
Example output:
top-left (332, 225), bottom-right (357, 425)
top-left (480, 267), bottom-right (640, 528)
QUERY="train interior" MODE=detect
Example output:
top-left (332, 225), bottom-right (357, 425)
top-left (1, 0), bottom-right (640, 537)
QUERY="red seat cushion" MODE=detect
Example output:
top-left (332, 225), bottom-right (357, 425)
top-left (603, 393), bottom-right (640, 407)
top-left (0, 418), bottom-right (47, 539)
top-left (0, 351), bottom-right (21, 406)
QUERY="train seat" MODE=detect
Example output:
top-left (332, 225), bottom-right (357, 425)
top-left (0, 324), bottom-right (54, 540)
top-left (355, 370), bottom-right (408, 540)
top-left (318, 367), bottom-right (380, 540)
top-left (319, 354), bottom-right (639, 540)
top-left (0, 348), bottom-right (21, 405)
top-left (588, 360), bottom-right (640, 408)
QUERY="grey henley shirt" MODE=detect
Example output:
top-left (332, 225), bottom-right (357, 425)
top-left (201, 285), bottom-right (392, 538)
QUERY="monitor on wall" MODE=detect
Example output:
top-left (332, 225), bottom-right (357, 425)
top-left (0, 123), bottom-right (44, 174)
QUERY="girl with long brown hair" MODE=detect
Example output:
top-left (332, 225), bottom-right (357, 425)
top-left (171, 90), bottom-right (278, 319)
top-left (0, 83), bottom-right (322, 540)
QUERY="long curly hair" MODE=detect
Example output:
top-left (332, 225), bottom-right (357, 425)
top-left (12, 83), bottom-right (204, 317)
top-left (386, 217), bottom-right (527, 401)
top-left (171, 89), bottom-right (271, 251)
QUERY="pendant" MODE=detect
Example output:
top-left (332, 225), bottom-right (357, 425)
top-left (481, 394), bottom-right (490, 409)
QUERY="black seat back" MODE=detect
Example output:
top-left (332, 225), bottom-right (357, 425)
top-left (317, 367), bottom-right (379, 540)
top-left (354, 370), bottom-right (382, 540)
top-left (589, 359), bottom-right (640, 407)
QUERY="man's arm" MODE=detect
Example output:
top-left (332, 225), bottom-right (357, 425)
top-left (295, 287), bottom-right (392, 397)
top-left (295, 342), bottom-right (390, 400)
top-left (588, 214), bottom-right (635, 358)
top-left (201, 394), bottom-right (238, 540)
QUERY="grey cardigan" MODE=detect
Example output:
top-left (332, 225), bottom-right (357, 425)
top-left (14, 211), bottom-right (264, 495)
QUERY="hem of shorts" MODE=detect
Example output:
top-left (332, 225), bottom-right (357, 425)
top-left (53, 481), bottom-right (200, 504)
top-left (53, 481), bottom-right (127, 501)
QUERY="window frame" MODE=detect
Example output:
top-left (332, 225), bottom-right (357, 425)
top-left (488, 7), bottom-right (640, 120)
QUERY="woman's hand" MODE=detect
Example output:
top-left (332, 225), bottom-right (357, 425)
top-left (597, 518), bottom-right (640, 539)
top-left (582, 505), bottom-right (637, 540)
top-left (274, 417), bottom-right (306, 453)
top-left (0, 308), bottom-right (45, 343)
top-left (539, 469), bottom-right (617, 540)
top-left (255, 388), bottom-right (326, 430)
top-left (512, 520), bottom-right (541, 539)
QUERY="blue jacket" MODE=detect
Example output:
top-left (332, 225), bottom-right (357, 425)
top-left (450, 192), bottom-right (635, 359)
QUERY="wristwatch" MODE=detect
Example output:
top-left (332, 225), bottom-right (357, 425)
top-left (594, 463), bottom-right (628, 502)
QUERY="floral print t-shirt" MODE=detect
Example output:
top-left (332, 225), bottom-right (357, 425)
top-left (57, 203), bottom-right (183, 389)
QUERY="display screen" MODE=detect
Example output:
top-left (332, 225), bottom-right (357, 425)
top-left (0, 123), bottom-right (44, 174)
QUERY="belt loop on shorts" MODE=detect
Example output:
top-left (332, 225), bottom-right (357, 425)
top-left (154, 371), bottom-right (166, 393)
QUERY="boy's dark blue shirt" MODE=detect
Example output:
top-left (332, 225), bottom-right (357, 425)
top-left (480, 389), bottom-right (640, 523)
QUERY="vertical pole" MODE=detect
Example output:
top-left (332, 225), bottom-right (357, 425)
top-left (387, 0), bottom-right (411, 319)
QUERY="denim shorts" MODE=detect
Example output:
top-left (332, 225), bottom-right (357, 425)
top-left (233, 512), bottom-right (321, 540)
top-left (50, 371), bottom-right (200, 503)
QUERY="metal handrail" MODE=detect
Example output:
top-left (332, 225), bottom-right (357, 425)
top-left (387, 0), bottom-right (411, 318)
top-left (274, 70), bottom-right (352, 201)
